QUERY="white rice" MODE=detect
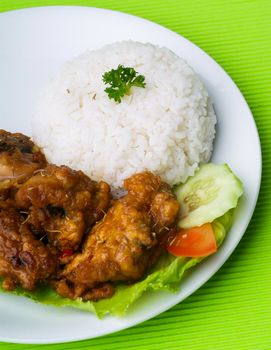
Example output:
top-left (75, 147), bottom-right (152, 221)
top-left (32, 41), bottom-right (216, 188)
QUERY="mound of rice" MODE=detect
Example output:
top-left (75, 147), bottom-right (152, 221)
top-left (32, 41), bottom-right (216, 188)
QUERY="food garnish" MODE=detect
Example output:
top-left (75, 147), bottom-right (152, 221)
top-left (102, 65), bottom-right (146, 103)
top-left (166, 223), bottom-right (217, 257)
top-left (174, 163), bottom-right (243, 229)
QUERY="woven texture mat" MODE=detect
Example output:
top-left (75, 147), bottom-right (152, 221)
top-left (0, 1), bottom-right (270, 349)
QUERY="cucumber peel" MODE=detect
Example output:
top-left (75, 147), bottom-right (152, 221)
top-left (175, 163), bottom-right (243, 228)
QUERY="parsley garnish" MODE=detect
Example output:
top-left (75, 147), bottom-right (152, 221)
top-left (102, 65), bottom-right (146, 103)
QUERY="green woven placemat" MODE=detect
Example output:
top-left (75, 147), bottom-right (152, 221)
top-left (0, 0), bottom-right (270, 349)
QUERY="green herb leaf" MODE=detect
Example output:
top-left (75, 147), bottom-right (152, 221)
top-left (102, 65), bottom-right (146, 103)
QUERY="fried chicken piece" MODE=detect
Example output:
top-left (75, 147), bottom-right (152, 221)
top-left (124, 172), bottom-right (179, 234)
top-left (57, 171), bottom-right (179, 301)
top-left (0, 201), bottom-right (56, 291)
top-left (53, 279), bottom-right (114, 301)
top-left (15, 165), bottom-right (111, 252)
top-left (0, 130), bottom-right (46, 193)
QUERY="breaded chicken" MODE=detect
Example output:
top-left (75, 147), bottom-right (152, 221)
top-left (15, 165), bottom-right (111, 253)
top-left (0, 130), bottom-right (46, 193)
top-left (0, 201), bottom-right (56, 291)
top-left (56, 172), bottom-right (179, 301)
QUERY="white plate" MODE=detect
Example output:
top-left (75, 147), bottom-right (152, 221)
top-left (0, 6), bottom-right (261, 344)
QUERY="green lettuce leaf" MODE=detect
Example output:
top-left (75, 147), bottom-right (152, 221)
top-left (0, 211), bottom-right (233, 318)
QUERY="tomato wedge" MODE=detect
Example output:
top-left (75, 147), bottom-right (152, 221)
top-left (166, 223), bottom-right (217, 258)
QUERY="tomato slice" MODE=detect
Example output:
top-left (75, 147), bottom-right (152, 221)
top-left (166, 223), bottom-right (217, 258)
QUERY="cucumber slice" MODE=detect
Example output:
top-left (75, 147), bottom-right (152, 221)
top-left (175, 163), bottom-right (243, 229)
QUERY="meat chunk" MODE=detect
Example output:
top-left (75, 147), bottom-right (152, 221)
top-left (57, 171), bottom-right (179, 300)
top-left (0, 129), bottom-right (182, 303)
top-left (53, 280), bottom-right (114, 301)
top-left (15, 165), bottom-right (111, 252)
top-left (0, 130), bottom-right (46, 193)
top-left (0, 201), bottom-right (56, 291)
top-left (123, 171), bottom-right (163, 205)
